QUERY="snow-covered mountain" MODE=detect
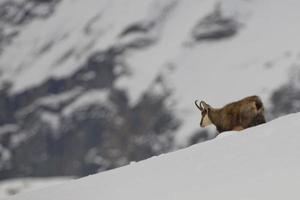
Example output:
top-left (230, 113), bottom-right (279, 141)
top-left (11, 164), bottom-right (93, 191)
top-left (5, 112), bottom-right (300, 200)
top-left (1, 0), bottom-right (300, 180)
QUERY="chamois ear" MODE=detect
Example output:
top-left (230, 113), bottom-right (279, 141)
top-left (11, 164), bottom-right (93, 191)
top-left (200, 101), bottom-right (211, 111)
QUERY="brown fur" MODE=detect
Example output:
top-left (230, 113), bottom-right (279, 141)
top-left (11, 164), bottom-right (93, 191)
top-left (198, 96), bottom-right (266, 133)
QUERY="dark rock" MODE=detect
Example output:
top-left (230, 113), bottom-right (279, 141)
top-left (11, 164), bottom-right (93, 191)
top-left (191, 3), bottom-right (241, 42)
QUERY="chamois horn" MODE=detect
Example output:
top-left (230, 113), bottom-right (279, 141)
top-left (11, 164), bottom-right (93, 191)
top-left (194, 100), bottom-right (203, 111)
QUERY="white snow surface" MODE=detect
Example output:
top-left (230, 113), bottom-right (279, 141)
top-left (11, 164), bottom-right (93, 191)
top-left (0, 177), bottom-right (72, 199)
top-left (5, 112), bottom-right (300, 200)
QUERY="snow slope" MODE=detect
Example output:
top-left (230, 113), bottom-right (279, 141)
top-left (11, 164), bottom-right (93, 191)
top-left (6, 112), bottom-right (300, 200)
top-left (0, 177), bottom-right (72, 199)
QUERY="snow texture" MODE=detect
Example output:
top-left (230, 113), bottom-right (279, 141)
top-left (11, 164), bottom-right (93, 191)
top-left (5, 112), bottom-right (300, 200)
top-left (0, 177), bottom-right (72, 199)
top-left (62, 89), bottom-right (111, 116)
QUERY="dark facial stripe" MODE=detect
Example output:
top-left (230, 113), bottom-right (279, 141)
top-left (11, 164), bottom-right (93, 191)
top-left (200, 116), bottom-right (204, 126)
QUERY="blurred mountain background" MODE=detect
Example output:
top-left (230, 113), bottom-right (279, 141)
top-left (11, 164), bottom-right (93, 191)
top-left (0, 0), bottom-right (300, 196)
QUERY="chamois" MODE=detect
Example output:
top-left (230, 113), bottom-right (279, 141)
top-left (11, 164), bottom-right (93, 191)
top-left (195, 95), bottom-right (266, 133)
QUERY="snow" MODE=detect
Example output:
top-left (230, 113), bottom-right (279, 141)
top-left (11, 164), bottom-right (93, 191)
top-left (118, 0), bottom-right (217, 105)
top-left (62, 89), bottom-right (111, 116)
top-left (38, 88), bottom-right (83, 107)
top-left (5, 112), bottom-right (300, 200)
top-left (0, 0), bottom-right (157, 93)
top-left (40, 112), bottom-right (60, 133)
top-left (0, 145), bottom-right (11, 170)
top-left (0, 177), bottom-right (72, 199)
top-left (16, 88), bottom-right (82, 118)
top-left (0, 125), bottom-right (18, 138)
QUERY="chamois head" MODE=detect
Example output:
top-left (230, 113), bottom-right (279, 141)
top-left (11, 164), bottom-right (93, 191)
top-left (195, 100), bottom-right (212, 127)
